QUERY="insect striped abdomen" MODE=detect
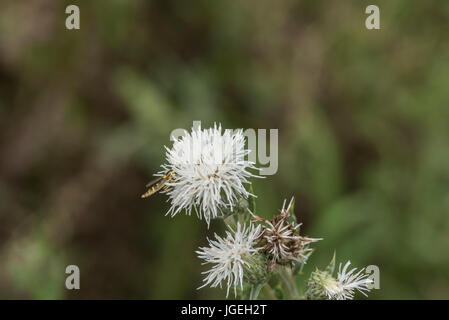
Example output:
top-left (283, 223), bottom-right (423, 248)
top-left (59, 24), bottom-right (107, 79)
top-left (141, 171), bottom-right (174, 198)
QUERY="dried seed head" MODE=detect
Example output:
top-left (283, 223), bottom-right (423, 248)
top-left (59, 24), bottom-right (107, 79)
top-left (250, 198), bottom-right (321, 270)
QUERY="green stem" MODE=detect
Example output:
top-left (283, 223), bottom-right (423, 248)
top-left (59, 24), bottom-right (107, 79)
top-left (279, 268), bottom-right (299, 299)
top-left (249, 283), bottom-right (264, 300)
top-left (262, 283), bottom-right (277, 300)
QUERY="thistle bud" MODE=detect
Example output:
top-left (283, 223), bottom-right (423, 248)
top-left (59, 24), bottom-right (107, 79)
top-left (306, 268), bottom-right (336, 300)
top-left (242, 252), bottom-right (270, 285)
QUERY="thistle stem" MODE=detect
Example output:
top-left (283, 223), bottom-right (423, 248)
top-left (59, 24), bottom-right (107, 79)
top-left (279, 268), bottom-right (299, 299)
top-left (249, 283), bottom-right (264, 300)
top-left (262, 284), bottom-right (277, 300)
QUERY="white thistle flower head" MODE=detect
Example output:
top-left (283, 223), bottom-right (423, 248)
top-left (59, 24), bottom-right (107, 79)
top-left (196, 223), bottom-right (262, 297)
top-left (321, 261), bottom-right (373, 300)
top-left (160, 123), bottom-right (260, 227)
top-left (250, 197), bottom-right (321, 270)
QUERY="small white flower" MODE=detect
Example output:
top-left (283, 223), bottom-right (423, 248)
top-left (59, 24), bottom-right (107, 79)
top-left (160, 124), bottom-right (259, 226)
top-left (323, 261), bottom-right (373, 300)
top-left (196, 223), bottom-right (262, 297)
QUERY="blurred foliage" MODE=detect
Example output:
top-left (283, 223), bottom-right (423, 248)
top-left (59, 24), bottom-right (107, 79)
top-left (0, 0), bottom-right (449, 299)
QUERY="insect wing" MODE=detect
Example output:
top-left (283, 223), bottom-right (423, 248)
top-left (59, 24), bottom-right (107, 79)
top-left (148, 176), bottom-right (166, 187)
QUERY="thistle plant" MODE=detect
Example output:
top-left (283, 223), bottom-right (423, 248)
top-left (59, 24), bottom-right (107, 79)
top-left (142, 124), bottom-right (374, 300)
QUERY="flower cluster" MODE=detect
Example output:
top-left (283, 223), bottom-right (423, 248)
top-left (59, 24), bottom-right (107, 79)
top-left (143, 124), bottom-right (376, 300)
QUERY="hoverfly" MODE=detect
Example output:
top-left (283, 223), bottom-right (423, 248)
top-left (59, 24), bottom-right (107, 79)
top-left (141, 170), bottom-right (175, 198)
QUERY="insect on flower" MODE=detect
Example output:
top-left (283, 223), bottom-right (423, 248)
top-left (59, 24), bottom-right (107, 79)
top-left (141, 170), bottom-right (175, 198)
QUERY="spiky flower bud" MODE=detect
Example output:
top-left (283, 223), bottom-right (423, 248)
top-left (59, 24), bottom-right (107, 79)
top-left (242, 252), bottom-right (270, 285)
top-left (306, 269), bottom-right (336, 300)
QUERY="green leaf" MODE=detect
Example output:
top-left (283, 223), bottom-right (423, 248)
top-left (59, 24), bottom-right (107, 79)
top-left (249, 283), bottom-right (264, 300)
top-left (325, 251), bottom-right (337, 275)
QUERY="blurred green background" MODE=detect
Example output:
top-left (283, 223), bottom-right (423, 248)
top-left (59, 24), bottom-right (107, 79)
top-left (0, 0), bottom-right (449, 299)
